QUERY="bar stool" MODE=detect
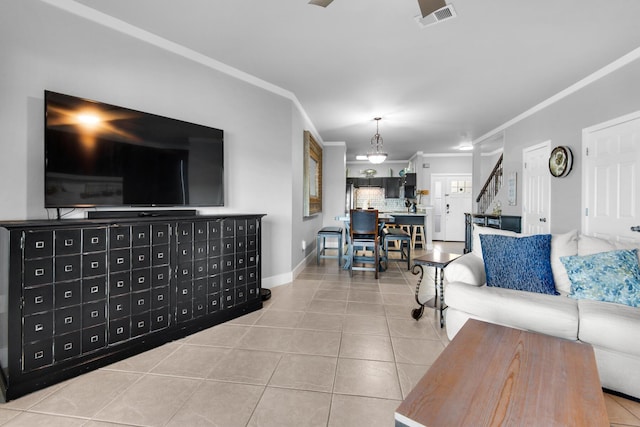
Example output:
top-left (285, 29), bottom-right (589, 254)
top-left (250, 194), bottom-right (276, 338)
top-left (316, 227), bottom-right (343, 267)
top-left (383, 227), bottom-right (411, 270)
top-left (412, 225), bottom-right (426, 250)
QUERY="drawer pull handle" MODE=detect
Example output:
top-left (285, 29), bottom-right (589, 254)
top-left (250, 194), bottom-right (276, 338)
top-left (64, 343), bottom-right (73, 351)
top-left (35, 241), bottom-right (45, 249)
top-left (157, 315), bottom-right (164, 322)
top-left (182, 250), bottom-right (188, 255)
top-left (157, 253), bottom-right (164, 259)
top-left (182, 269), bottom-right (188, 275)
top-left (91, 261), bottom-right (99, 269)
top-left (198, 266), bottom-right (204, 273)
top-left (157, 273), bottom-right (164, 280)
top-left (64, 316), bottom-right (73, 324)
top-left (65, 239), bottom-right (73, 247)
top-left (35, 324), bottom-right (44, 332)
top-left (35, 268), bottom-right (45, 277)
top-left (91, 335), bottom-right (99, 343)
top-left (91, 310), bottom-right (99, 318)
top-left (117, 281), bottom-right (124, 288)
top-left (116, 304), bottom-right (123, 311)
top-left (138, 255), bottom-right (145, 262)
top-left (138, 232), bottom-right (145, 239)
top-left (116, 327), bottom-right (124, 334)
top-left (35, 351), bottom-right (44, 359)
top-left (91, 237), bottom-right (99, 244)
top-left (138, 299), bottom-right (145, 306)
top-left (117, 234), bottom-right (125, 241)
top-left (91, 286), bottom-right (99, 294)
top-left (181, 308), bottom-right (188, 315)
top-left (34, 295), bottom-right (44, 304)
top-left (182, 289), bottom-right (188, 295)
top-left (157, 231), bottom-right (164, 238)
top-left (64, 290), bottom-right (72, 298)
top-left (64, 265), bottom-right (73, 273)
top-left (138, 277), bottom-right (145, 284)
top-left (157, 295), bottom-right (164, 301)
top-left (137, 321), bottom-right (145, 328)
top-left (116, 258), bottom-right (125, 265)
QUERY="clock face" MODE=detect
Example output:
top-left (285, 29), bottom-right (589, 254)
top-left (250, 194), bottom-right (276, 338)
top-left (549, 146), bottom-right (573, 177)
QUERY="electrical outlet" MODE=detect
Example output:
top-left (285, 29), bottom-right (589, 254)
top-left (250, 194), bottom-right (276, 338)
top-left (301, 240), bottom-right (306, 251)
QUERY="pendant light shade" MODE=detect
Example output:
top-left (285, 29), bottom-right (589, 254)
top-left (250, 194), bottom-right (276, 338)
top-left (367, 117), bottom-right (387, 164)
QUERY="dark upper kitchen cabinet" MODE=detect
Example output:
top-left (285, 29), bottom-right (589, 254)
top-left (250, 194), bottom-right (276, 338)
top-left (384, 177), bottom-right (401, 199)
top-left (402, 173), bottom-right (416, 186)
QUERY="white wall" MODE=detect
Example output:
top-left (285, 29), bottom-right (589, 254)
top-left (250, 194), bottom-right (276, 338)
top-left (477, 56), bottom-right (640, 233)
top-left (0, 1), bottom-right (322, 286)
top-left (415, 154), bottom-right (473, 206)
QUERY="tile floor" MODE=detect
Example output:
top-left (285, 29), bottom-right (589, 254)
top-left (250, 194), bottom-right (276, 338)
top-left (0, 242), bottom-right (639, 426)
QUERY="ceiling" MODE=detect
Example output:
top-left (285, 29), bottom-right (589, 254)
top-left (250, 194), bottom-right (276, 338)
top-left (74, 0), bottom-right (640, 161)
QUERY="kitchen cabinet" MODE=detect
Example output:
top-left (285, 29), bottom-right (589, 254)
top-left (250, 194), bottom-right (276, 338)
top-left (403, 173), bottom-right (417, 198)
top-left (0, 214), bottom-right (264, 401)
top-left (384, 177), bottom-right (402, 198)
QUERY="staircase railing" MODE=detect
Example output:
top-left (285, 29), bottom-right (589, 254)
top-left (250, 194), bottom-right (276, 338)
top-left (476, 153), bottom-right (503, 214)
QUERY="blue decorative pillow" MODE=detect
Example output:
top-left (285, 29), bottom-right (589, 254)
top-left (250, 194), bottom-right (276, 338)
top-left (480, 234), bottom-right (558, 295)
top-left (560, 249), bottom-right (640, 307)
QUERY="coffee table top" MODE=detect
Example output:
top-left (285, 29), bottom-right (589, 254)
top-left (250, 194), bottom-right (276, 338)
top-left (395, 319), bottom-right (608, 427)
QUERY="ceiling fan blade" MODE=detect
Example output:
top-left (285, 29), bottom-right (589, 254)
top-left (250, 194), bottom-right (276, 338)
top-left (417, 0), bottom-right (446, 17)
top-left (308, 0), bottom-right (334, 7)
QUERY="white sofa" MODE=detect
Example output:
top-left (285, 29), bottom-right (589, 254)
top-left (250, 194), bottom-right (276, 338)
top-left (444, 226), bottom-right (640, 399)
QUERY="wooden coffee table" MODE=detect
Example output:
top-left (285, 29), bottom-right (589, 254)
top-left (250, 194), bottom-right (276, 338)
top-left (395, 319), bottom-right (609, 427)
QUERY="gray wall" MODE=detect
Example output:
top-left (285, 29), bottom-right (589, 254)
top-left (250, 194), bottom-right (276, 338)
top-left (481, 57), bottom-right (640, 233)
top-left (0, 1), bottom-right (321, 287)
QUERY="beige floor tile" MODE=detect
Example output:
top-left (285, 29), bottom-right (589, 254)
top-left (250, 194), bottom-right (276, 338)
top-left (348, 282), bottom-right (381, 292)
top-left (247, 387), bottom-right (331, 427)
top-left (267, 296), bottom-right (312, 311)
top-left (307, 299), bottom-right (347, 314)
top-left (0, 408), bottom-right (20, 424)
top-left (318, 281), bottom-right (351, 291)
top-left (328, 394), bottom-right (401, 427)
top-left (150, 344), bottom-right (229, 378)
top-left (334, 358), bottom-right (402, 400)
top-left (396, 363), bottom-right (430, 399)
top-left (342, 314), bottom-right (389, 336)
top-left (254, 309), bottom-right (305, 328)
top-left (297, 312), bottom-right (344, 331)
top-left (387, 317), bottom-right (440, 340)
top-left (226, 309), bottom-right (264, 325)
top-left (2, 412), bottom-right (87, 427)
top-left (381, 293), bottom-right (415, 306)
top-left (339, 333), bottom-right (394, 362)
top-left (0, 380), bottom-right (68, 411)
top-left (166, 381), bottom-right (264, 427)
top-left (92, 374), bottom-right (200, 426)
top-left (103, 342), bottom-right (180, 373)
top-left (348, 290), bottom-right (383, 304)
top-left (379, 283), bottom-right (413, 294)
top-left (346, 301), bottom-right (386, 316)
top-left (605, 393), bottom-right (640, 426)
top-left (392, 337), bottom-right (445, 365)
top-left (207, 348), bottom-right (283, 385)
top-left (186, 324), bottom-right (251, 347)
top-left (611, 393), bottom-right (640, 419)
top-left (314, 289), bottom-right (349, 301)
top-left (237, 326), bottom-right (296, 352)
top-left (286, 329), bottom-right (342, 356)
top-left (384, 304), bottom-right (415, 319)
top-left (29, 370), bottom-right (141, 418)
top-left (269, 353), bottom-right (337, 392)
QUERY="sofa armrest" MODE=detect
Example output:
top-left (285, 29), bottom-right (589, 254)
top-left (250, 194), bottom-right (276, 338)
top-left (444, 253), bottom-right (486, 286)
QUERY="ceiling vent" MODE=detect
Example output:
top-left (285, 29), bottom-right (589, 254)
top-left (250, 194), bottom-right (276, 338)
top-left (415, 4), bottom-right (456, 29)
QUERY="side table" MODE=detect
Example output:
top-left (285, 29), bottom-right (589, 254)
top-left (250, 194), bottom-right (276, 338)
top-left (411, 252), bottom-right (461, 327)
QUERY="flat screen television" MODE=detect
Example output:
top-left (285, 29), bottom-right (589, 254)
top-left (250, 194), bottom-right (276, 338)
top-left (44, 90), bottom-right (224, 208)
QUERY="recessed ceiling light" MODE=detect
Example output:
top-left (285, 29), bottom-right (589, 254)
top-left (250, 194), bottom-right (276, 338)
top-left (458, 142), bottom-right (473, 151)
top-left (356, 155), bottom-right (368, 160)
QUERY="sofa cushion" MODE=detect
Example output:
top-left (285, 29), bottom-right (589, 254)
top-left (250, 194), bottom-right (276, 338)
top-left (561, 249), bottom-right (640, 307)
top-left (550, 230), bottom-right (578, 294)
top-left (578, 299), bottom-right (640, 358)
top-left (480, 234), bottom-right (558, 295)
top-left (443, 252), bottom-right (486, 286)
top-left (445, 282), bottom-right (579, 340)
top-left (471, 224), bottom-right (519, 258)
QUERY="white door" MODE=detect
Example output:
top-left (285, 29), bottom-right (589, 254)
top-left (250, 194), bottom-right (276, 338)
top-left (583, 112), bottom-right (640, 244)
top-left (522, 141), bottom-right (551, 234)
top-left (432, 174), bottom-right (472, 241)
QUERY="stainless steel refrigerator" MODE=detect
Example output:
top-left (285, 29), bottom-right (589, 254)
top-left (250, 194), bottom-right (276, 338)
top-left (345, 183), bottom-right (355, 212)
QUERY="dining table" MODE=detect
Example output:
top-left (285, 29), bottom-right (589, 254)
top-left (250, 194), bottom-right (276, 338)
top-left (335, 213), bottom-right (394, 270)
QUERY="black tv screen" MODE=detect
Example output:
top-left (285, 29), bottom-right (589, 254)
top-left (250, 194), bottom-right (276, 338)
top-left (44, 90), bottom-right (224, 208)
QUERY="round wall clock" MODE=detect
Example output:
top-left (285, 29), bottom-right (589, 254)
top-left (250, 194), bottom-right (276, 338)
top-left (549, 146), bottom-right (573, 177)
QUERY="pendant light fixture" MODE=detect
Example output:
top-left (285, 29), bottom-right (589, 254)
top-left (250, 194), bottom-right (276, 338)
top-left (367, 117), bottom-right (387, 164)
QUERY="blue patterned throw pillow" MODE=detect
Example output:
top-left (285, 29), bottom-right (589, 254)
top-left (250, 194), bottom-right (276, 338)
top-left (560, 249), bottom-right (640, 307)
top-left (480, 234), bottom-right (558, 295)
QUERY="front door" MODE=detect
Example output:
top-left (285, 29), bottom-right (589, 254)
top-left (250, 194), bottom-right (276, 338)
top-left (522, 141), bottom-right (551, 234)
top-left (583, 112), bottom-right (640, 243)
top-left (432, 174), bottom-right (472, 241)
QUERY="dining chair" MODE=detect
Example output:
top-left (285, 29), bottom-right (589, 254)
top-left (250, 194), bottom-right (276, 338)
top-left (349, 209), bottom-right (380, 279)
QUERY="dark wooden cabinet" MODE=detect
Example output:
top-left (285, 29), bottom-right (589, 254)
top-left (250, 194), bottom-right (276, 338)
top-left (0, 214), bottom-right (264, 401)
top-left (463, 213), bottom-right (521, 253)
top-left (384, 177), bottom-right (402, 198)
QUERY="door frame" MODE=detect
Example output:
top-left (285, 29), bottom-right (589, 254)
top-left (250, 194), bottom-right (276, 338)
top-left (581, 110), bottom-right (640, 235)
top-left (522, 140), bottom-right (551, 233)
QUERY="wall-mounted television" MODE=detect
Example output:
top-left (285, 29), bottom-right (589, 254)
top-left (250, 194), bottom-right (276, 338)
top-left (44, 90), bottom-right (224, 208)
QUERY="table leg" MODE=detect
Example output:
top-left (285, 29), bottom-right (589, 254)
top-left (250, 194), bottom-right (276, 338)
top-left (438, 267), bottom-right (445, 328)
top-left (410, 264), bottom-right (425, 320)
